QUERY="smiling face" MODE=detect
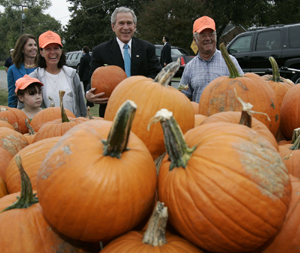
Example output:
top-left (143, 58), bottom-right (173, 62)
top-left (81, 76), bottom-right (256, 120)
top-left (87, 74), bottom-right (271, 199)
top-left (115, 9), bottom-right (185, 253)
top-left (40, 43), bottom-right (62, 66)
top-left (22, 38), bottom-right (37, 59)
top-left (194, 28), bottom-right (216, 60)
top-left (111, 12), bottom-right (136, 44)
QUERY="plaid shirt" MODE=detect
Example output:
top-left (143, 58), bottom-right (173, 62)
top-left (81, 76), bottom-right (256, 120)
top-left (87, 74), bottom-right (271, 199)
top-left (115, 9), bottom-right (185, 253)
top-left (180, 50), bottom-right (244, 103)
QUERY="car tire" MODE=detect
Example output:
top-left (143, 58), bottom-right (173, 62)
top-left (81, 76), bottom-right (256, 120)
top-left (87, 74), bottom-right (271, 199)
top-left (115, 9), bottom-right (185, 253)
top-left (291, 73), bottom-right (300, 84)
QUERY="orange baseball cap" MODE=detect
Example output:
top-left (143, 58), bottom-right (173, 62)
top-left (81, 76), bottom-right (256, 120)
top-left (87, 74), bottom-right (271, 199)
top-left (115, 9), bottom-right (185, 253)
top-left (39, 30), bottom-right (63, 49)
top-left (15, 75), bottom-right (43, 93)
top-left (193, 16), bottom-right (216, 34)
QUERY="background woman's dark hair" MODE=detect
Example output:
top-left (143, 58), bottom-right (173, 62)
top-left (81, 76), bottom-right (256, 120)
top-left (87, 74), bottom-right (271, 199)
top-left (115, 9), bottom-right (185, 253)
top-left (38, 47), bottom-right (66, 68)
top-left (13, 34), bottom-right (38, 68)
top-left (17, 83), bottom-right (43, 102)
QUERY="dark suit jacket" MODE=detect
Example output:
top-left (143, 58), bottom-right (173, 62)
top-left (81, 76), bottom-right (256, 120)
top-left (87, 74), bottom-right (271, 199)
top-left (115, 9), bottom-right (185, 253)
top-left (160, 42), bottom-right (172, 67)
top-left (88, 37), bottom-right (162, 117)
top-left (79, 53), bottom-right (91, 82)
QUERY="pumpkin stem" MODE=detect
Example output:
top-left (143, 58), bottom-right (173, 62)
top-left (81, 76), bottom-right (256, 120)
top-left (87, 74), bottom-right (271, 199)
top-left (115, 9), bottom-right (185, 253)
top-left (148, 109), bottom-right (196, 170)
top-left (0, 155), bottom-right (38, 213)
top-left (102, 100), bottom-right (137, 158)
top-left (154, 59), bottom-right (180, 87)
top-left (220, 43), bottom-right (243, 78)
top-left (25, 118), bottom-right (35, 135)
top-left (142, 201), bottom-right (168, 246)
top-left (48, 96), bottom-right (55, 107)
top-left (0, 107), bottom-right (8, 112)
top-left (268, 56), bottom-right (282, 82)
top-left (290, 129), bottom-right (300, 150)
top-left (59, 90), bottom-right (70, 122)
top-left (86, 106), bottom-right (94, 120)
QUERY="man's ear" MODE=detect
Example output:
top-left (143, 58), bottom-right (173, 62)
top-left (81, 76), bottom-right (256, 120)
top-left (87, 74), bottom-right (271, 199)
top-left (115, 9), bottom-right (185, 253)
top-left (111, 23), bottom-right (115, 32)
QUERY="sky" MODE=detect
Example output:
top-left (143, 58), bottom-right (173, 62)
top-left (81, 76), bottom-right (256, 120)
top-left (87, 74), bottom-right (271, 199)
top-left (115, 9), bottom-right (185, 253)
top-left (45, 0), bottom-right (71, 27)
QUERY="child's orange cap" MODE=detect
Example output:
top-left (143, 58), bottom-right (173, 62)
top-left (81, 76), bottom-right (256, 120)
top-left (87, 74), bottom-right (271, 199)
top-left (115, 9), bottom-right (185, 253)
top-left (15, 75), bottom-right (43, 93)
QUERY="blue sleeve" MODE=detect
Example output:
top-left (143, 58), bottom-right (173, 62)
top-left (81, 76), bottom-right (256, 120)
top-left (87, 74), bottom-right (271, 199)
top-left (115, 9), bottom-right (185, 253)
top-left (7, 67), bottom-right (18, 108)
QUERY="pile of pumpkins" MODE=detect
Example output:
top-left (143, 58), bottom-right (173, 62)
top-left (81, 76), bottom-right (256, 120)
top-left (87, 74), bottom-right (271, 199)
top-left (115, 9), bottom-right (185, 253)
top-left (0, 45), bottom-right (299, 253)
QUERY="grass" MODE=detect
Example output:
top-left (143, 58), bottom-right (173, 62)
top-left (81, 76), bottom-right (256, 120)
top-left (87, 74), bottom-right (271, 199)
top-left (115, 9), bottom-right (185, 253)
top-left (0, 88), bottom-right (100, 117)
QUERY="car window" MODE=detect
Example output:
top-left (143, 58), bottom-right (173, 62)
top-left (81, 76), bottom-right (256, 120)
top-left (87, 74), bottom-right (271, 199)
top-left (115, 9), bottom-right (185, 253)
top-left (155, 47), bottom-right (162, 57)
top-left (177, 48), bottom-right (189, 55)
top-left (171, 48), bottom-right (184, 56)
top-left (228, 35), bottom-right (252, 53)
top-left (256, 30), bottom-right (281, 51)
top-left (289, 26), bottom-right (300, 48)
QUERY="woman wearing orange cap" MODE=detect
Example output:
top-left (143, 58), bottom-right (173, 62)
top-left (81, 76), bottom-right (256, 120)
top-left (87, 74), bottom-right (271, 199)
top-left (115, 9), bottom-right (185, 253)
top-left (29, 31), bottom-right (87, 117)
top-left (7, 34), bottom-right (38, 108)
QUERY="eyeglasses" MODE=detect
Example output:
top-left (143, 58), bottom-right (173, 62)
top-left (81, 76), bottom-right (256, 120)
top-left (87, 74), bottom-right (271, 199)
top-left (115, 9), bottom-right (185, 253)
top-left (196, 32), bottom-right (217, 40)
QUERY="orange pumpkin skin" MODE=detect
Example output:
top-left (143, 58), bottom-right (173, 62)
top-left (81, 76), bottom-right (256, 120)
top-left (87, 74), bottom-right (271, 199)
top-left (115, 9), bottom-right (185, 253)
top-left (30, 107), bottom-right (76, 132)
top-left (191, 101), bottom-right (199, 114)
top-left (104, 76), bottom-right (195, 159)
top-left (0, 176), bottom-right (8, 198)
top-left (0, 120), bottom-right (15, 130)
top-left (37, 120), bottom-right (157, 242)
top-left (200, 111), bottom-right (278, 150)
top-left (32, 117), bottom-right (89, 143)
top-left (5, 137), bottom-right (60, 193)
top-left (280, 84), bottom-right (300, 140)
top-left (0, 127), bottom-right (28, 156)
top-left (256, 175), bottom-right (300, 253)
top-left (194, 114), bottom-right (207, 127)
top-left (158, 122), bottom-right (291, 252)
top-left (198, 73), bottom-right (280, 136)
top-left (101, 230), bottom-right (204, 253)
top-left (91, 65), bottom-right (127, 98)
top-left (0, 107), bottom-right (29, 134)
top-left (0, 193), bottom-right (100, 253)
top-left (0, 147), bottom-right (13, 181)
top-left (279, 144), bottom-right (300, 178)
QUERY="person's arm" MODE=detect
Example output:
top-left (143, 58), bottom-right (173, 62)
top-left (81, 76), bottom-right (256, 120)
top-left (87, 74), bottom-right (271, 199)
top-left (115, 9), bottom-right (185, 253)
top-left (5, 67), bottom-right (8, 73)
top-left (78, 57), bottom-right (84, 80)
top-left (230, 55), bottom-right (244, 75)
top-left (179, 66), bottom-right (193, 101)
top-left (146, 44), bottom-right (162, 79)
top-left (73, 73), bottom-right (87, 117)
top-left (7, 68), bottom-right (17, 108)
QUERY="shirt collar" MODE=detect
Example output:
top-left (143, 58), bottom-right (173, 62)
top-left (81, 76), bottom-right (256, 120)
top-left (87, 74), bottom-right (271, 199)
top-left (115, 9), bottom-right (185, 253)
top-left (116, 37), bottom-right (132, 50)
top-left (197, 49), bottom-right (217, 63)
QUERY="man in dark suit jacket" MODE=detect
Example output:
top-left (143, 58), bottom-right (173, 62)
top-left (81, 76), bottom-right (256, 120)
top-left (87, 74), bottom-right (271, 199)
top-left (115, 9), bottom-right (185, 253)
top-left (86, 6), bottom-right (162, 117)
top-left (160, 36), bottom-right (172, 67)
top-left (79, 46), bottom-right (93, 107)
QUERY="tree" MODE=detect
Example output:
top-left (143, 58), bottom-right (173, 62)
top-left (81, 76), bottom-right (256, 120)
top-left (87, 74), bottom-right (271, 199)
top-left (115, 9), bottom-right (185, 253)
top-left (0, 0), bottom-right (62, 61)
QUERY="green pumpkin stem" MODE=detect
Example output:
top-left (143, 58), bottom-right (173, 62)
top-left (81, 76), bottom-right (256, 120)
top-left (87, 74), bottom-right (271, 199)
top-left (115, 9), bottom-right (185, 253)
top-left (59, 90), bottom-right (70, 122)
top-left (142, 201), bottom-right (168, 246)
top-left (25, 118), bottom-right (35, 135)
top-left (48, 96), bottom-right (55, 107)
top-left (220, 43), bottom-right (242, 79)
top-left (102, 100), bottom-right (137, 158)
top-left (148, 109), bottom-right (196, 170)
top-left (269, 56), bottom-right (281, 82)
top-left (154, 58), bottom-right (180, 87)
top-left (0, 155), bottom-right (38, 213)
top-left (290, 128), bottom-right (300, 150)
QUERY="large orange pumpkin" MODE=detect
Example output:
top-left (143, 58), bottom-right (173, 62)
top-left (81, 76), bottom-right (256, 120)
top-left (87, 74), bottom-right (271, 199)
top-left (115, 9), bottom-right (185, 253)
top-left (153, 109), bottom-right (291, 252)
top-left (37, 101), bottom-right (157, 242)
top-left (0, 107), bottom-right (29, 134)
top-left (105, 62), bottom-right (195, 159)
top-left (0, 119), bottom-right (15, 130)
top-left (199, 43), bottom-right (280, 136)
top-left (0, 176), bottom-right (8, 198)
top-left (0, 156), bottom-right (100, 253)
top-left (0, 147), bottom-right (13, 181)
top-left (280, 84), bottom-right (300, 140)
top-left (91, 65), bottom-right (127, 98)
top-left (0, 127), bottom-right (28, 156)
top-left (101, 202), bottom-right (204, 253)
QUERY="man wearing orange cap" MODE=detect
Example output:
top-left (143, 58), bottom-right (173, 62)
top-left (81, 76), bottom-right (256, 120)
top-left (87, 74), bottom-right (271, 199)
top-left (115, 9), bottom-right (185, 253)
top-left (180, 16), bottom-right (243, 103)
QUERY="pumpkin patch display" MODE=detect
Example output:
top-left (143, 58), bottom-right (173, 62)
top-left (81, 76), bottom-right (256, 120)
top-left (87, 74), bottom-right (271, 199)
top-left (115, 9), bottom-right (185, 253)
top-left (91, 65), bottom-right (127, 98)
top-left (0, 106), bottom-right (29, 134)
top-left (104, 61), bottom-right (195, 160)
top-left (101, 201), bottom-right (204, 253)
top-left (199, 43), bottom-right (280, 136)
top-left (151, 109), bottom-right (291, 253)
top-left (37, 100), bottom-right (157, 242)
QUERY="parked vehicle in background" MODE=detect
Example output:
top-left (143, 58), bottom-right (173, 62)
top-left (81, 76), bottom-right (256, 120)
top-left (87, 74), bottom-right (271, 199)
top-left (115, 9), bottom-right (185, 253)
top-left (154, 45), bottom-right (195, 77)
top-left (66, 51), bottom-right (83, 73)
top-left (226, 23), bottom-right (300, 83)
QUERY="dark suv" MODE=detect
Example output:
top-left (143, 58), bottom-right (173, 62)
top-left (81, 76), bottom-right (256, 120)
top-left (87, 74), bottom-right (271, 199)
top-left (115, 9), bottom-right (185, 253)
top-left (154, 45), bottom-right (194, 77)
top-left (226, 23), bottom-right (300, 83)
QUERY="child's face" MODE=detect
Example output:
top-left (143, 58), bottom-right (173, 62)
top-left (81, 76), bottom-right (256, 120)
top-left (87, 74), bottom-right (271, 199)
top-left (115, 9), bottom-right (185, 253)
top-left (18, 87), bottom-right (42, 109)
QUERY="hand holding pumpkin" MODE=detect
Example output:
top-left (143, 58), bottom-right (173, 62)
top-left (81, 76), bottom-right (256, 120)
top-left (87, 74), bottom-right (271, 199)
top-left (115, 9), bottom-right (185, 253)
top-left (85, 87), bottom-right (109, 104)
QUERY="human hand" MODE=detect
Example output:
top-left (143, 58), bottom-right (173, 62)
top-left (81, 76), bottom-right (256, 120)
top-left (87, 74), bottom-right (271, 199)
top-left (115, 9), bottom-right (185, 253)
top-left (86, 88), bottom-right (109, 104)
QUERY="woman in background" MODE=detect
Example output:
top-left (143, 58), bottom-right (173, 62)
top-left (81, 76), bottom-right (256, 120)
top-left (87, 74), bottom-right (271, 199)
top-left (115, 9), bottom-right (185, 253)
top-left (29, 30), bottom-right (86, 117)
top-left (7, 34), bottom-right (38, 108)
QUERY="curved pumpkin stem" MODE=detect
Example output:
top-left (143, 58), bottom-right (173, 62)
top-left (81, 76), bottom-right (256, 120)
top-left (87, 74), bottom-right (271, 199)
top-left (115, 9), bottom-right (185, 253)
top-left (290, 128), bottom-right (300, 150)
top-left (154, 59), bottom-right (180, 87)
top-left (0, 155), bottom-right (38, 213)
top-left (102, 100), bottom-right (137, 158)
top-left (59, 90), bottom-right (70, 122)
top-left (148, 109), bottom-right (196, 170)
top-left (86, 106), bottom-right (94, 120)
top-left (25, 118), bottom-right (35, 135)
top-left (142, 201), bottom-right (168, 246)
top-left (220, 43), bottom-right (243, 79)
top-left (48, 96), bottom-right (55, 107)
top-left (268, 56), bottom-right (281, 82)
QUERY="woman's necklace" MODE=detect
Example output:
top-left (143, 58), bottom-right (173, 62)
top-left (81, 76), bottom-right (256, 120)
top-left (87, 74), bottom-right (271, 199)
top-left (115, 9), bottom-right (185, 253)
top-left (24, 63), bottom-right (36, 68)
top-left (46, 71), bottom-right (61, 91)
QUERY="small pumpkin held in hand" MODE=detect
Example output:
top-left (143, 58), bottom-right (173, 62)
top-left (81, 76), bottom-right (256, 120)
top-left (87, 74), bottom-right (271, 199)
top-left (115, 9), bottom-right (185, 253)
top-left (91, 65), bottom-right (127, 98)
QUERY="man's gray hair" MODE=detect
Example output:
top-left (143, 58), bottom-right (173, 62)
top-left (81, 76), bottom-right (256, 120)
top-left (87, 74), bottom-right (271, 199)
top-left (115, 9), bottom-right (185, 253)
top-left (111, 7), bottom-right (137, 25)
